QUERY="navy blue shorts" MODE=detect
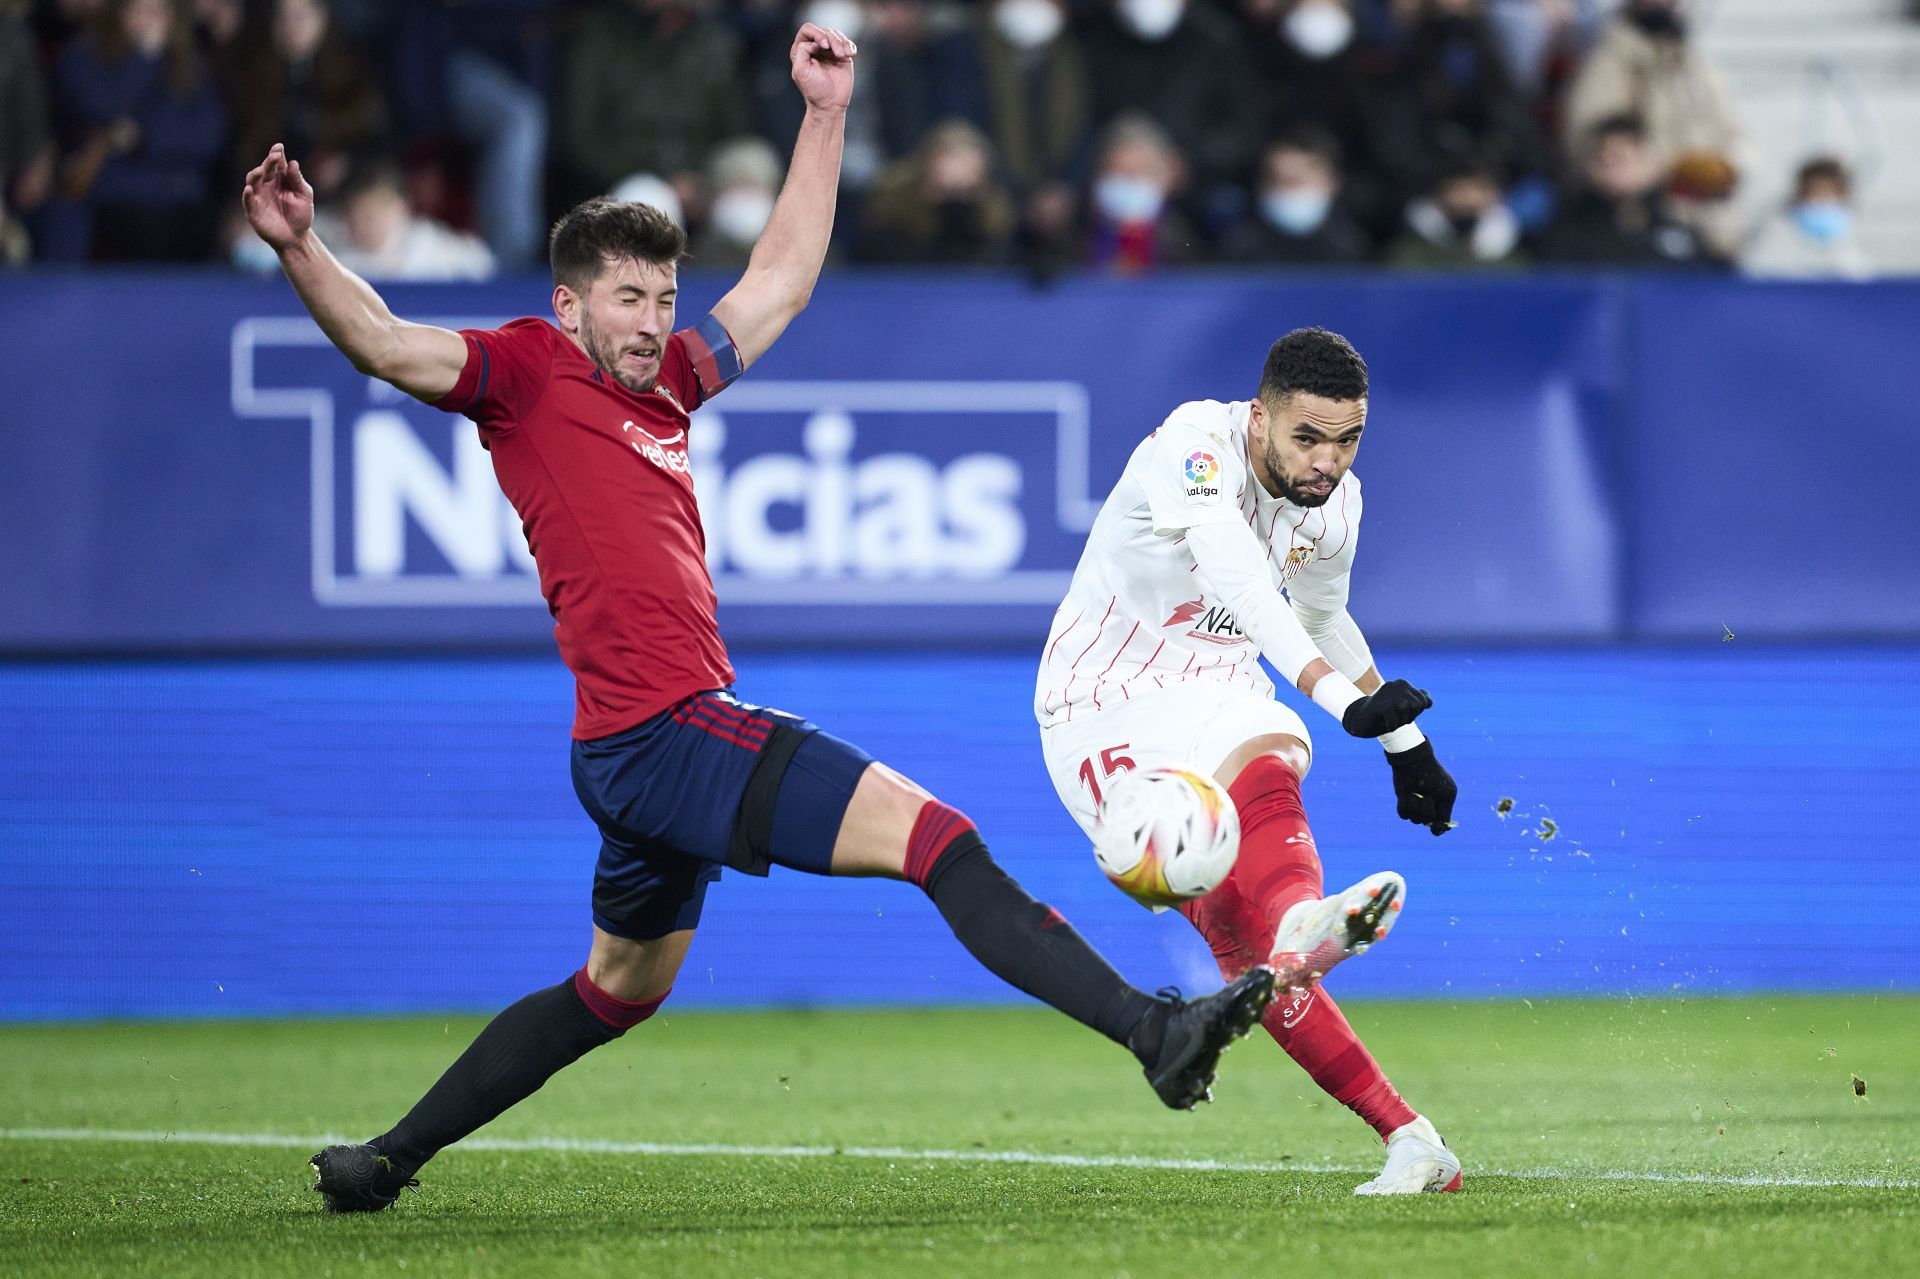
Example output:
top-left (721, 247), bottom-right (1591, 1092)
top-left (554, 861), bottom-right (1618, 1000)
top-left (570, 689), bottom-right (873, 941)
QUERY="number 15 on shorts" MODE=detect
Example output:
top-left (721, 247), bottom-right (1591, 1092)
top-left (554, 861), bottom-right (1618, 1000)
top-left (1077, 744), bottom-right (1136, 807)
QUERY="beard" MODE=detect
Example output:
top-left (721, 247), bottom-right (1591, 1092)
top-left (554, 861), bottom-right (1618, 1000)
top-left (580, 313), bottom-right (659, 395)
top-left (1264, 441), bottom-right (1337, 507)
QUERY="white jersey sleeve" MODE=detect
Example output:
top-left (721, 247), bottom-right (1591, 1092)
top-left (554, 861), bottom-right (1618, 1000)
top-left (1286, 475), bottom-right (1370, 677)
top-left (1186, 519), bottom-right (1331, 689)
top-left (1138, 415), bottom-right (1248, 534)
top-left (1036, 400), bottom-right (1368, 730)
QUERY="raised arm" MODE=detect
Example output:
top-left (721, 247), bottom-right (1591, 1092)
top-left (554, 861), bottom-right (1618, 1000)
top-left (242, 144), bottom-right (468, 403)
top-left (710, 24), bottom-right (855, 370)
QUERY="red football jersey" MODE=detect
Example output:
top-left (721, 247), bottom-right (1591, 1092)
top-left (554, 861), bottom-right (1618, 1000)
top-left (434, 316), bottom-right (738, 739)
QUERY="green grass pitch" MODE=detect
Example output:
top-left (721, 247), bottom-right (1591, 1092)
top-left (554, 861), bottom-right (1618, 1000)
top-left (2, 995), bottom-right (1915, 1277)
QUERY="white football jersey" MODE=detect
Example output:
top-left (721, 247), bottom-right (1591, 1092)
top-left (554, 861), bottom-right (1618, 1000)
top-left (1035, 399), bottom-right (1361, 727)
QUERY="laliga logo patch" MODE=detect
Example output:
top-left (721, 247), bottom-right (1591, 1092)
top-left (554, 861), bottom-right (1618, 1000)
top-left (1182, 450), bottom-right (1221, 502)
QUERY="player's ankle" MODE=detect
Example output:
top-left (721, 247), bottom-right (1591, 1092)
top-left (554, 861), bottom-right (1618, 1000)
top-left (1271, 891), bottom-right (1321, 925)
top-left (1126, 1001), bottom-right (1171, 1064)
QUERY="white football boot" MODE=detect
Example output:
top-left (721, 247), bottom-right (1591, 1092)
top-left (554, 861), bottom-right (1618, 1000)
top-left (1266, 870), bottom-right (1405, 995)
top-left (1352, 1115), bottom-right (1463, 1195)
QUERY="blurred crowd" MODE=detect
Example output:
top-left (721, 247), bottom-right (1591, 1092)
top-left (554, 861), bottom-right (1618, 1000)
top-left (0, 0), bottom-right (1881, 279)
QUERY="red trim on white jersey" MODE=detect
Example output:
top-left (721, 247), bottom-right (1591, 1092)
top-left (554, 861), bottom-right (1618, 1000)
top-left (1036, 400), bottom-right (1354, 729)
top-left (1046, 604), bottom-right (1086, 665)
top-left (1098, 622), bottom-right (1141, 681)
top-left (1316, 484), bottom-right (1352, 562)
top-left (1070, 597), bottom-right (1115, 669)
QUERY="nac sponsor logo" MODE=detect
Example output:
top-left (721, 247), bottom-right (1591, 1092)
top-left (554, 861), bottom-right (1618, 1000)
top-left (232, 319), bottom-right (1102, 606)
top-left (1163, 597), bottom-right (1247, 646)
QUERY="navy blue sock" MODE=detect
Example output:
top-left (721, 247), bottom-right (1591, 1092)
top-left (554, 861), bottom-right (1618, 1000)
top-left (372, 973), bottom-right (646, 1175)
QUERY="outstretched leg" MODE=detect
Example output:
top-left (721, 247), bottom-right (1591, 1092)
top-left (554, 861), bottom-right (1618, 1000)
top-left (827, 759), bottom-right (1274, 1109)
top-left (1178, 738), bottom-right (1419, 1140)
top-left (831, 762), bottom-right (1152, 1041)
top-left (314, 691), bottom-right (1275, 1212)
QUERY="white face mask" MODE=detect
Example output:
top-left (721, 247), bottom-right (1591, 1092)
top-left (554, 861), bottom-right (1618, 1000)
top-left (711, 188), bottom-right (776, 246)
top-left (994, 0), bottom-right (1064, 49)
top-left (1118, 0), bottom-right (1185, 43)
top-left (1794, 200), bottom-right (1852, 245)
top-left (1284, 0), bottom-right (1354, 60)
top-left (1263, 188), bottom-right (1332, 235)
top-left (803, 0), bottom-right (865, 41)
top-left (1094, 174), bottom-right (1165, 223)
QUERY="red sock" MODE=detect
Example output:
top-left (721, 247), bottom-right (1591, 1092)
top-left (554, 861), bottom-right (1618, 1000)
top-left (1262, 984), bottom-right (1417, 1140)
top-left (1179, 756), bottom-right (1418, 1140)
top-left (1225, 754), bottom-right (1323, 929)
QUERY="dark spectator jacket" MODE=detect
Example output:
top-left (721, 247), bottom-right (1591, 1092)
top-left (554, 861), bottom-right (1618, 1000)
top-left (979, 27), bottom-right (1090, 193)
top-left (866, 27), bottom-right (989, 161)
top-left (557, 2), bottom-right (750, 191)
top-left (749, 20), bottom-right (986, 169)
top-left (1370, 15), bottom-right (1547, 198)
top-left (227, 29), bottom-right (389, 184)
top-left (1, 16), bottom-right (50, 194)
top-left (855, 184), bottom-right (1016, 267)
top-left (1238, 19), bottom-right (1384, 187)
top-left (54, 38), bottom-right (226, 207)
top-left (1082, 6), bottom-right (1262, 188)
top-left (1221, 207), bottom-right (1372, 265)
top-left (392, 0), bottom-right (558, 139)
top-left (1534, 189), bottom-right (1720, 269)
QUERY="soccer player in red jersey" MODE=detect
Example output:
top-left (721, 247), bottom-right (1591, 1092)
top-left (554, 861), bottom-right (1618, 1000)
top-left (243, 25), bottom-right (1276, 1213)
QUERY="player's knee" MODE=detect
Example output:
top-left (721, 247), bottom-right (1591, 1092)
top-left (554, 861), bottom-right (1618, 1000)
top-left (584, 926), bottom-right (689, 1010)
top-left (1271, 738), bottom-right (1311, 782)
top-left (1218, 734), bottom-right (1311, 791)
top-left (902, 798), bottom-right (982, 890)
top-left (572, 967), bottom-right (670, 1034)
top-left (1223, 750), bottom-right (1309, 833)
top-left (828, 763), bottom-right (943, 879)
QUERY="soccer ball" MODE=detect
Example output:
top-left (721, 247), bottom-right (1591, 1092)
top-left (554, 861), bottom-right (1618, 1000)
top-left (1093, 766), bottom-right (1241, 908)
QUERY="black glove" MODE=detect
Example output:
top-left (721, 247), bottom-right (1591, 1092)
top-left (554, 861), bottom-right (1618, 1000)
top-left (1386, 739), bottom-right (1457, 835)
top-left (1339, 679), bottom-right (1432, 738)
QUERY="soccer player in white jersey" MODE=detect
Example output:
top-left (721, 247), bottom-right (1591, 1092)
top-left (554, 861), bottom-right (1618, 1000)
top-left (1035, 328), bottom-right (1464, 1195)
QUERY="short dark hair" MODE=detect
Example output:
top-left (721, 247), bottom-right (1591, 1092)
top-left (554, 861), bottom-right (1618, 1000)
top-left (1259, 328), bottom-right (1368, 405)
top-left (1268, 125), bottom-right (1343, 169)
top-left (548, 197), bottom-right (688, 291)
top-left (339, 154), bottom-right (407, 206)
top-left (1433, 152), bottom-right (1498, 191)
top-left (1796, 155), bottom-right (1850, 197)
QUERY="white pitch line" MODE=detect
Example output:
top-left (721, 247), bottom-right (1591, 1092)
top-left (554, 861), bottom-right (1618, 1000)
top-left (1, 1128), bottom-right (1912, 1191)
